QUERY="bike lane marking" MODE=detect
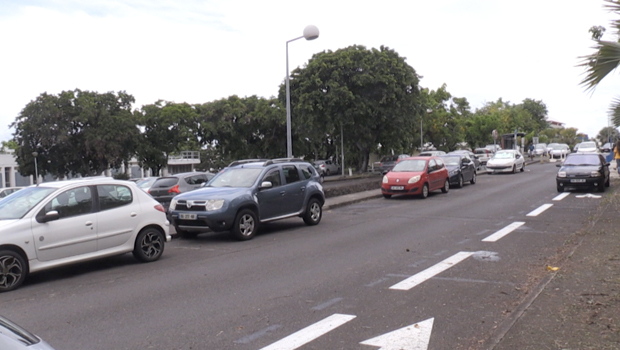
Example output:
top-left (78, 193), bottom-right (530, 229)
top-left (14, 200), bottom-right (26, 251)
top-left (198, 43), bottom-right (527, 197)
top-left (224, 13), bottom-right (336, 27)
top-left (389, 252), bottom-right (474, 291)
top-left (482, 222), bottom-right (525, 242)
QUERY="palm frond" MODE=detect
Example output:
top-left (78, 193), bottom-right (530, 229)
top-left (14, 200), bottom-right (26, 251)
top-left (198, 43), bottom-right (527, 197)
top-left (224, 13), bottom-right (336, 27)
top-left (610, 96), bottom-right (620, 127)
top-left (578, 41), bottom-right (620, 90)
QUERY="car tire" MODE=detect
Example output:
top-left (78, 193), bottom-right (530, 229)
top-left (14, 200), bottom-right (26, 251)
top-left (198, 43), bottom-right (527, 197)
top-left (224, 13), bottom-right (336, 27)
top-left (605, 176), bottom-right (610, 187)
top-left (520, 163), bottom-right (525, 172)
top-left (512, 165), bottom-right (516, 174)
top-left (420, 183), bottom-right (429, 199)
top-left (303, 198), bottom-right (322, 226)
top-left (470, 172), bottom-right (476, 185)
top-left (556, 184), bottom-right (563, 193)
top-left (232, 209), bottom-right (258, 241)
top-left (441, 179), bottom-right (450, 193)
top-left (598, 180), bottom-right (606, 192)
top-left (457, 175), bottom-right (463, 188)
top-left (133, 228), bottom-right (165, 262)
top-left (176, 228), bottom-right (198, 239)
top-left (326, 169), bottom-right (331, 176)
top-left (383, 194), bottom-right (392, 199)
top-left (0, 250), bottom-right (27, 293)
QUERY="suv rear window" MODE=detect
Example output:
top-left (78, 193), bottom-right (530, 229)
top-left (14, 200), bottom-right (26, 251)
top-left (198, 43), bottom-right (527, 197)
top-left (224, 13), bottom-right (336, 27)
top-left (152, 178), bottom-right (179, 188)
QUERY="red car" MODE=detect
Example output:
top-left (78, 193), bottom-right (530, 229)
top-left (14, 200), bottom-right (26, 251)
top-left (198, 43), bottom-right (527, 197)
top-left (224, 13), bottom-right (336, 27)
top-left (381, 156), bottom-right (450, 199)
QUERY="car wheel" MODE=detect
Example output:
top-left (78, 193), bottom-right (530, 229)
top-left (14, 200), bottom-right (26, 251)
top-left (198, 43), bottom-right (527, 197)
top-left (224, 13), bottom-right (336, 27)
top-left (133, 228), bottom-right (165, 262)
top-left (520, 163), bottom-right (525, 172)
top-left (457, 175), bottom-right (463, 188)
top-left (383, 194), bottom-right (392, 199)
top-left (0, 250), bottom-right (27, 292)
top-left (556, 184), bottom-right (563, 193)
top-left (303, 198), bottom-right (322, 226)
top-left (512, 165), bottom-right (516, 174)
top-left (598, 180), bottom-right (606, 192)
top-left (605, 176), bottom-right (610, 187)
top-left (441, 179), bottom-right (450, 193)
top-left (470, 172), bottom-right (476, 185)
top-left (232, 209), bottom-right (258, 241)
top-left (420, 183), bottom-right (429, 199)
top-left (326, 169), bottom-right (331, 176)
top-left (176, 228), bottom-right (198, 239)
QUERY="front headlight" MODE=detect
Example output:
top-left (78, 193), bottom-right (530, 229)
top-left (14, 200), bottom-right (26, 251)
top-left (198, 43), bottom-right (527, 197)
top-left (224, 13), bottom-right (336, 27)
top-left (591, 171), bottom-right (602, 177)
top-left (557, 171), bottom-right (566, 178)
top-left (408, 175), bottom-right (421, 184)
top-left (449, 169), bottom-right (459, 176)
top-left (169, 199), bottom-right (178, 210)
top-left (206, 199), bottom-right (225, 211)
top-left (383, 175), bottom-right (388, 183)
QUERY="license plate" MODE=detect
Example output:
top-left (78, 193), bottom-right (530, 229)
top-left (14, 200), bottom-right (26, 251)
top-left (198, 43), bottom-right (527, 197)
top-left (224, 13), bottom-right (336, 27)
top-left (570, 179), bottom-right (586, 183)
top-left (391, 186), bottom-right (405, 190)
top-left (179, 213), bottom-right (197, 220)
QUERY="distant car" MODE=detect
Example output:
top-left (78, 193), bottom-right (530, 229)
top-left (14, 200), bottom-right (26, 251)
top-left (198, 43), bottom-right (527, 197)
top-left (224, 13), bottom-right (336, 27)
top-left (474, 148), bottom-right (492, 165)
top-left (576, 141), bottom-right (598, 153)
top-left (439, 154), bottom-right (477, 188)
top-left (380, 156), bottom-right (450, 199)
top-left (418, 150), bottom-right (446, 157)
top-left (148, 171), bottom-right (215, 208)
top-left (485, 144), bottom-right (502, 152)
top-left (135, 176), bottom-right (160, 193)
top-left (601, 143), bottom-right (613, 153)
top-left (168, 158), bottom-right (325, 240)
top-left (556, 153), bottom-right (610, 192)
top-left (486, 149), bottom-right (525, 174)
top-left (448, 150), bottom-right (481, 170)
top-left (533, 143), bottom-right (547, 156)
top-left (378, 154), bottom-right (410, 174)
top-left (0, 187), bottom-right (24, 198)
top-left (0, 177), bottom-right (171, 292)
top-left (549, 144), bottom-right (571, 159)
top-left (0, 315), bottom-right (56, 349)
top-left (313, 159), bottom-right (340, 176)
top-left (572, 142), bottom-right (581, 153)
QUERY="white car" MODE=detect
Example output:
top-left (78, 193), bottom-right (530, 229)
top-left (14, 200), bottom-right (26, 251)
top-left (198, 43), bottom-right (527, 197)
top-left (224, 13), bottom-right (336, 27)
top-left (0, 177), bottom-right (171, 292)
top-left (0, 315), bottom-right (56, 349)
top-left (0, 187), bottom-right (24, 198)
top-left (486, 149), bottom-right (525, 174)
top-left (576, 141), bottom-right (598, 153)
top-left (549, 144), bottom-right (571, 159)
top-left (314, 159), bottom-right (340, 176)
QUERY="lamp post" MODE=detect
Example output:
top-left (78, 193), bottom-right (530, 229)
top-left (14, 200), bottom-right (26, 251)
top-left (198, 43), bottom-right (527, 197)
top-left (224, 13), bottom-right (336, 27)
top-left (32, 152), bottom-right (38, 184)
top-left (286, 25), bottom-right (319, 158)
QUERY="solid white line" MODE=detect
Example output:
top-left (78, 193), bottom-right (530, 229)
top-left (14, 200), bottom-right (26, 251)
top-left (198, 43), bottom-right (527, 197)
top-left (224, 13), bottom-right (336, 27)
top-left (482, 222), bottom-right (525, 242)
top-left (553, 192), bottom-right (570, 201)
top-left (526, 203), bottom-right (553, 217)
top-left (259, 314), bottom-right (356, 350)
top-left (389, 252), bottom-right (474, 291)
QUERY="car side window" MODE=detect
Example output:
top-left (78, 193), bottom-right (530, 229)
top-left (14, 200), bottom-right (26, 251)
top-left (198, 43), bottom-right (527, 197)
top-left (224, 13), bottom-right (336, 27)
top-left (186, 175), bottom-right (207, 185)
top-left (97, 185), bottom-right (133, 211)
top-left (299, 165), bottom-right (313, 179)
top-left (262, 169), bottom-right (282, 187)
top-left (435, 158), bottom-right (444, 169)
top-left (283, 165), bottom-right (301, 184)
top-left (44, 186), bottom-right (93, 219)
top-left (428, 159), bottom-right (437, 171)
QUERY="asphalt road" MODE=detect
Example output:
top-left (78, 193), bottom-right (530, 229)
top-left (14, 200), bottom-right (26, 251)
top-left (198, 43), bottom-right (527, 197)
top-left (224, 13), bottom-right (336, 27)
top-left (0, 161), bottom-right (604, 350)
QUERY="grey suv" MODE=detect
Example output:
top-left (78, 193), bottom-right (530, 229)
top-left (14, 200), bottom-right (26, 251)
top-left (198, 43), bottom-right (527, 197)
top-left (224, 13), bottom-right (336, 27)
top-left (168, 159), bottom-right (325, 240)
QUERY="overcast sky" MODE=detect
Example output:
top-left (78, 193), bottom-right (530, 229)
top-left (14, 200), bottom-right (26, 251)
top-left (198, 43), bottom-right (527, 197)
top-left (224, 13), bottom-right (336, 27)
top-left (1, 0), bottom-right (620, 144)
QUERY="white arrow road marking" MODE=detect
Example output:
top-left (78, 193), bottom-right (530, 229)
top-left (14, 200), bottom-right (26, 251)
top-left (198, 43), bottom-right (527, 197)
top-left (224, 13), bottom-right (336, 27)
top-left (482, 222), bottom-right (525, 242)
top-left (360, 317), bottom-right (434, 350)
top-left (553, 192), bottom-right (570, 201)
top-left (390, 252), bottom-right (474, 291)
top-left (259, 313), bottom-right (356, 350)
top-left (526, 203), bottom-right (553, 216)
top-left (575, 193), bottom-right (602, 198)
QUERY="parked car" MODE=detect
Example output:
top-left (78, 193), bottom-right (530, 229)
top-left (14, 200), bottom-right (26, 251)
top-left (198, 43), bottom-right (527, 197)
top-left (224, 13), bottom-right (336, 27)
top-left (378, 154), bottom-right (410, 174)
top-left (576, 141), bottom-right (598, 153)
top-left (0, 315), bottom-right (56, 349)
top-left (439, 154), bottom-right (477, 188)
top-left (474, 148), bottom-right (492, 165)
top-left (135, 176), bottom-right (160, 193)
top-left (546, 143), bottom-right (560, 157)
top-left (168, 158), bottom-right (325, 241)
top-left (313, 159), bottom-right (340, 176)
top-left (556, 153), bottom-right (610, 192)
top-left (601, 142), bottom-right (613, 153)
top-left (486, 149), bottom-right (525, 174)
top-left (549, 144), bottom-right (571, 159)
top-left (380, 156), bottom-right (450, 199)
top-left (418, 150), bottom-right (446, 156)
top-left (0, 187), bottom-right (24, 198)
top-left (533, 143), bottom-right (547, 156)
top-left (485, 144), bottom-right (502, 152)
top-left (148, 171), bottom-right (215, 208)
top-left (448, 150), bottom-right (481, 170)
top-left (0, 177), bottom-right (171, 292)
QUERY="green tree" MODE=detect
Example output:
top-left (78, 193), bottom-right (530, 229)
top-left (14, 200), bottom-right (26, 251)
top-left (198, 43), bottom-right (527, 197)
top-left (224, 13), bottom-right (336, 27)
top-left (420, 85), bottom-right (468, 151)
top-left (596, 126), bottom-right (620, 144)
top-left (285, 45), bottom-right (421, 171)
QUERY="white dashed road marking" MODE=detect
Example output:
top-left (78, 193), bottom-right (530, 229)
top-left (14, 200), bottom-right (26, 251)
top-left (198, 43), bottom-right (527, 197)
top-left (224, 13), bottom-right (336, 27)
top-left (389, 252), bottom-right (474, 291)
top-left (482, 222), bottom-right (525, 242)
top-left (259, 314), bottom-right (356, 350)
top-left (526, 203), bottom-right (553, 217)
top-left (553, 192), bottom-right (570, 201)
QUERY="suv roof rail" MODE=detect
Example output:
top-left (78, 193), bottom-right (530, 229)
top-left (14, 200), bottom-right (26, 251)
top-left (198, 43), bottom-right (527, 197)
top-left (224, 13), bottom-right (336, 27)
top-left (228, 159), bottom-right (270, 167)
top-left (263, 158), bottom-right (305, 165)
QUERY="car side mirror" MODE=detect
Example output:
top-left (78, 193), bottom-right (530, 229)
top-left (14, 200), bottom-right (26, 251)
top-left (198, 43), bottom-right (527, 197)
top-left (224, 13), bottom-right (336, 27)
top-left (37, 210), bottom-right (60, 223)
top-left (516, 155), bottom-right (521, 159)
top-left (259, 181), bottom-right (273, 189)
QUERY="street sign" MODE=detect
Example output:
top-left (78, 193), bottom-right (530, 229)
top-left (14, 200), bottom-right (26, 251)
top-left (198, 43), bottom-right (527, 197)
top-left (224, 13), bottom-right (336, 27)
top-left (492, 129), bottom-right (498, 140)
top-left (533, 137), bottom-right (539, 144)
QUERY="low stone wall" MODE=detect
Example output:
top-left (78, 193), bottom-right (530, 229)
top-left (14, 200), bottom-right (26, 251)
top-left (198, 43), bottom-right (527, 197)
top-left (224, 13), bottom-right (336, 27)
top-left (324, 178), bottom-right (381, 198)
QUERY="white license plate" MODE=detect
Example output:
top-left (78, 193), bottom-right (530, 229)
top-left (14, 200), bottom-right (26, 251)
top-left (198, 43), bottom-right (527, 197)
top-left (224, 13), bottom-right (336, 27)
top-left (570, 179), bottom-right (586, 183)
top-left (391, 186), bottom-right (405, 190)
top-left (179, 213), bottom-right (197, 220)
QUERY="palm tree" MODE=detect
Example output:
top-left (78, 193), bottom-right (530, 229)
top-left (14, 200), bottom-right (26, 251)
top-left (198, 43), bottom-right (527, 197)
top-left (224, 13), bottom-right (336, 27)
top-left (579, 0), bottom-right (620, 126)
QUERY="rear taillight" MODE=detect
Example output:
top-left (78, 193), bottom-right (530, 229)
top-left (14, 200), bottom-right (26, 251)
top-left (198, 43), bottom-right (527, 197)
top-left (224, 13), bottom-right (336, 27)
top-left (169, 185), bottom-right (180, 194)
top-left (154, 204), bottom-right (165, 213)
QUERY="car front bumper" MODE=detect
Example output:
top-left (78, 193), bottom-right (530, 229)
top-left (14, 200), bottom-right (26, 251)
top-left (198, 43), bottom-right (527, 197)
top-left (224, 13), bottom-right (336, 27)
top-left (556, 177), bottom-right (604, 189)
top-left (169, 210), bottom-right (236, 233)
top-left (381, 183), bottom-right (422, 195)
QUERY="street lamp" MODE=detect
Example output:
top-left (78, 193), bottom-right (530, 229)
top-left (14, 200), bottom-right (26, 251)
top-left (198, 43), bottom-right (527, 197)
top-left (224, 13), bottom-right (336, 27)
top-left (286, 25), bottom-right (319, 158)
top-left (32, 152), bottom-right (38, 184)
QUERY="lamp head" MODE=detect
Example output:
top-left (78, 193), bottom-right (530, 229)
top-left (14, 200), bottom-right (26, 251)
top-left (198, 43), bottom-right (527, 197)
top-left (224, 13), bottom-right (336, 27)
top-left (32, 152), bottom-right (38, 157)
top-left (303, 25), bottom-right (319, 41)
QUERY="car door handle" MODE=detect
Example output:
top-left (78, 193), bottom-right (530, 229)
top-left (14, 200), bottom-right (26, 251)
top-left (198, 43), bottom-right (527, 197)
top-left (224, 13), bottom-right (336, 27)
top-left (301, 186), bottom-right (306, 192)
top-left (85, 221), bottom-right (93, 227)
top-left (280, 191), bottom-right (286, 196)
top-left (130, 212), bottom-right (137, 217)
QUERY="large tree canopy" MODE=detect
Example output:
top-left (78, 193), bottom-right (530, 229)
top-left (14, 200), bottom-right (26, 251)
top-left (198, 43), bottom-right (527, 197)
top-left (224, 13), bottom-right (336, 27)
top-left (285, 45), bottom-right (422, 171)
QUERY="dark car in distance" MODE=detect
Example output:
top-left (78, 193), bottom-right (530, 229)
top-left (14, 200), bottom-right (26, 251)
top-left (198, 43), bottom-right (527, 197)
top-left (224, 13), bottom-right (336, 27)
top-left (556, 153), bottom-right (610, 192)
top-left (148, 171), bottom-right (215, 208)
top-left (378, 154), bottom-right (410, 174)
top-left (439, 154), bottom-right (477, 188)
top-left (168, 159), bottom-right (325, 241)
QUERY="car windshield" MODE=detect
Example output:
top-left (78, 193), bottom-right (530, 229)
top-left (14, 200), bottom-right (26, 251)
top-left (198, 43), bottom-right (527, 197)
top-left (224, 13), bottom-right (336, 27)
top-left (535, 145), bottom-right (545, 149)
top-left (580, 142), bottom-right (596, 149)
top-left (563, 154), bottom-right (601, 166)
top-left (391, 159), bottom-right (427, 172)
top-left (136, 178), bottom-right (157, 189)
top-left (381, 156), bottom-right (398, 162)
top-left (441, 156), bottom-right (461, 165)
top-left (206, 168), bottom-right (263, 188)
top-left (0, 186), bottom-right (57, 220)
top-left (493, 151), bottom-right (515, 159)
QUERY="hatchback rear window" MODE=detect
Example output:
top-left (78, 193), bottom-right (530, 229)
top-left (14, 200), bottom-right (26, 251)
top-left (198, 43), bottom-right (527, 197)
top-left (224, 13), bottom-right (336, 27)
top-left (152, 178), bottom-right (179, 188)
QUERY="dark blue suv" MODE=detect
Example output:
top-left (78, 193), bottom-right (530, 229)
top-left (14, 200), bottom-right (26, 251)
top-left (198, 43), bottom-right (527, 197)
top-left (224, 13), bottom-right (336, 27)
top-left (168, 159), bottom-right (325, 240)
